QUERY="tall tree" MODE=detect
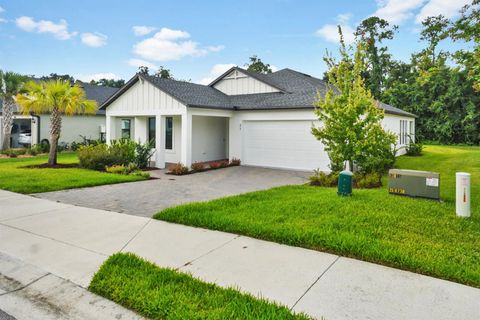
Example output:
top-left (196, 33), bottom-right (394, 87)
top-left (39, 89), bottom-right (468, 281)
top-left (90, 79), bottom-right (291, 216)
top-left (16, 80), bottom-right (97, 165)
top-left (419, 15), bottom-right (449, 64)
top-left (89, 78), bottom-right (125, 88)
top-left (312, 30), bottom-right (396, 173)
top-left (154, 66), bottom-right (173, 79)
top-left (0, 71), bottom-right (27, 150)
top-left (40, 73), bottom-right (75, 84)
top-left (137, 66), bottom-right (149, 75)
top-left (450, 0), bottom-right (480, 92)
top-left (245, 55), bottom-right (273, 74)
top-left (355, 17), bottom-right (397, 99)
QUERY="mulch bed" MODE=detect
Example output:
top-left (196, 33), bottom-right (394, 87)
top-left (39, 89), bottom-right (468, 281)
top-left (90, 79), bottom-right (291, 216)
top-left (22, 163), bottom-right (80, 169)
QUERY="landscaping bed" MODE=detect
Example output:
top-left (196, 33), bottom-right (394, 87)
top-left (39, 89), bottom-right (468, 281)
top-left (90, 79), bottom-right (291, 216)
top-left (154, 145), bottom-right (480, 287)
top-left (0, 153), bottom-right (147, 194)
top-left (89, 253), bottom-right (310, 320)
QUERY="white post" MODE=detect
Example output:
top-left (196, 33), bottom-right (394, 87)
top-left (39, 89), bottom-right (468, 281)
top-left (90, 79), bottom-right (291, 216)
top-left (155, 115), bottom-right (165, 169)
top-left (105, 115), bottom-right (115, 144)
top-left (134, 117), bottom-right (147, 143)
top-left (181, 112), bottom-right (192, 167)
top-left (456, 172), bottom-right (471, 218)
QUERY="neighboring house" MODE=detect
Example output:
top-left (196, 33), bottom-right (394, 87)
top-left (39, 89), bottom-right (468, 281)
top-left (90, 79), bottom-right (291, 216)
top-left (102, 67), bottom-right (416, 171)
top-left (0, 83), bottom-right (118, 149)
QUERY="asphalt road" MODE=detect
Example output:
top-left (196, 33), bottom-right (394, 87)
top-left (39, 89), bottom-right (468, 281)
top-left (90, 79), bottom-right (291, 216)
top-left (0, 309), bottom-right (15, 320)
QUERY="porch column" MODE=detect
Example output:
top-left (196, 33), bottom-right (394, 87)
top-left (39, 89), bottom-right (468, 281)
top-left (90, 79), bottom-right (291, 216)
top-left (155, 115), bottom-right (165, 169)
top-left (181, 112), bottom-right (192, 167)
top-left (134, 117), bottom-right (147, 143)
top-left (106, 115), bottom-right (115, 144)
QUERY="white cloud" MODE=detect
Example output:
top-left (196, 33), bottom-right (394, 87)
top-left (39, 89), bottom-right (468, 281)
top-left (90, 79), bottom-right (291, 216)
top-left (127, 58), bottom-right (159, 70)
top-left (81, 32), bottom-right (107, 47)
top-left (207, 45), bottom-right (225, 52)
top-left (133, 27), bottom-right (224, 62)
top-left (132, 25), bottom-right (156, 36)
top-left (415, 0), bottom-right (470, 23)
top-left (196, 63), bottom-right (236, 85)
top-left (0, 18), bottom-right (6, 23)
top-left (270, 65), bottom-right (279, 72)
top-left (373, 0), bottom-right (425, 24)
top-left (15, 16), bottom-right (77, 40)
top-left (16, 16), bottom-right (36, 31)
top-left (316, 14), bottom-right (356, 45)
top-left (76, 72), bottom-right (120, 82)
top-left (0, 6), bottom-right (4, 13)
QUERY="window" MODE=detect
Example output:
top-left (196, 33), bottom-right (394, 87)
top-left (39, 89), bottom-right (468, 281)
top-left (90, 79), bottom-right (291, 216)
top-left (409, 121), bottom-right (414, 143)
top-left (148, 117), bottom-right (156, 144)
top-left (399, 120), bottom-right (409, 145)
top-left (121, 119), bottom-right (131, 139)
top-left (165, 117), bottom-right (173, 150)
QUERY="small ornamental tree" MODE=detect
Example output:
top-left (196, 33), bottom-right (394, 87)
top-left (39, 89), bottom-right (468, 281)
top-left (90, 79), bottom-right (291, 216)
top-left (16, 80), bottom-right (97, 165)
top-left (312, 28), bottom-right (396, 173)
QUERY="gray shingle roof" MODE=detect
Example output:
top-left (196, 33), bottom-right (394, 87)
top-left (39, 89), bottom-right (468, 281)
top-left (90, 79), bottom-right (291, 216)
top-left (101, 68), bottom-right (416, 118)
top-left (143, 75), bottom-right (231, 109)
top-left (0, 82), bottom-right (118, 115)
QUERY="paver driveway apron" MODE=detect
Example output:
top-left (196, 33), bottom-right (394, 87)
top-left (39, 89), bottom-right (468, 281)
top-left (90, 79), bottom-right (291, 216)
top-left (34, 166), bottom-right (310, 216)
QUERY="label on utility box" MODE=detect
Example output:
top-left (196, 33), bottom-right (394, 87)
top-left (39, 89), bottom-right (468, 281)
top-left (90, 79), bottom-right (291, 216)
top-left (426, 177), bottom-right (439, 187)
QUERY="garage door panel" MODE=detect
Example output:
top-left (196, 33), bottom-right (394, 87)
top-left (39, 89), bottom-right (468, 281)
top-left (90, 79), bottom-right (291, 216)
top-left (243, 120), bottom-right (330, 171)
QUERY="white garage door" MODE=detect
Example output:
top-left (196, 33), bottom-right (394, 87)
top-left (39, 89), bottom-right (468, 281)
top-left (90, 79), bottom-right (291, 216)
top-left (242, 120), bottom-right (330, 171)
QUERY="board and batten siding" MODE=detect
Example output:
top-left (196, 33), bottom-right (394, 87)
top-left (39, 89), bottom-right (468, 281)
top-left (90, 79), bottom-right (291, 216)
top-left (106, 80), bottom-right (186, 116)
top-left (213, 70), bottom-right (280, 95)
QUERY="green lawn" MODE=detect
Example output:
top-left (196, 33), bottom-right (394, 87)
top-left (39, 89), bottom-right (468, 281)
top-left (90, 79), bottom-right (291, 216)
top-left (90, 253), bottom-right (310, 320)
top-left (155, 145), bottom-right (480, 288)
top-left (0, 153), bottom-right (145, 193)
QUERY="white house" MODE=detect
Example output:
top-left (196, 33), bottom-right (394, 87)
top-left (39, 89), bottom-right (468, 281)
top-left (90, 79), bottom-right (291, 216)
top-left (0, 83), bottom-right (118, 149)
top-left (101, 67), bottom-right (416, 171)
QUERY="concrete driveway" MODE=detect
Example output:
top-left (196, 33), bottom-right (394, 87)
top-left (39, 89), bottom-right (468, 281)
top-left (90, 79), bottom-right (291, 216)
top-left (34, 166), bottom-right (309, 217)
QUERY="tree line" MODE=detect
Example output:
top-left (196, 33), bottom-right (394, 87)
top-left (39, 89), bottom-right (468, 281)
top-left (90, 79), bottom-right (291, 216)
top-left (349, 1), bottom-right (480, 144)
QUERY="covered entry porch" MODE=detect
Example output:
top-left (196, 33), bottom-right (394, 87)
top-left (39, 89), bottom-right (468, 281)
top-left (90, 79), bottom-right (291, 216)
top-left (106, 111), bottom-right (230, 169)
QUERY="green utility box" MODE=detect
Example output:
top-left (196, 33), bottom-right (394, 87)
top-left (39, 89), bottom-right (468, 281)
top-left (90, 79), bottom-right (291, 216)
top-left (388, 169), bottom-right (440, 200)
top-left (338, 170), bottom-right (353, 196)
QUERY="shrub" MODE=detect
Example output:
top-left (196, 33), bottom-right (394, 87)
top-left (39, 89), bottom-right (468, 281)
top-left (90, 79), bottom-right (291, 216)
top-left (39, 140), bottom-right (50, 153)
top-left (168, 162), bottom-right (189, 175)
top-left (131, 171), bottom-right (150, 179)
top-left (26, 147), bottom-right (38, 156)
top-left (109, 139), bottom-right (136, 166)
top-left (209, 161), bottom-right (222, 169)
top-left (31, 143), bottom-right (49, 154)
top-left (2, 148), bottom-right (27, 157)
top-left (191, 162), bottom-right (206, 172)
top-left (105, 164), bottom-right (127, 174)
top-left (78, 144), bottom-right (115, 170)
top-left (106, 163), bottom-right (143, 176)
top-left (135, 140), bottom-right (155, 169)
top-left (309, 169), bottom-right (338, 187)
top-left (230, 158), bottom-right (241, 166)
top-left (406, 142), bottom-right (423, 156)
top-left (219, 160), bottom-right (229, 168)
top-left (79, 140), bottom-right (139, 171)
top-left (354, 172), bottom-right (382, 188)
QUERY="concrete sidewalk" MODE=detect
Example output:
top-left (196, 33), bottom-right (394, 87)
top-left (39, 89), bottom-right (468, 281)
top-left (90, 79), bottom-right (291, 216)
top-left (0, 252), bottom-right (141, 320)
top-left (0, 189), bottom-right (479, 320)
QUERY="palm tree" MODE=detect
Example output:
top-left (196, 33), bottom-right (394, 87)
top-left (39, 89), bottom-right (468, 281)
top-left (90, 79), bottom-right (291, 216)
top-left (0, 71), bottom-right (27, 150)
top-left (16, 80), bottom-right (97, 165)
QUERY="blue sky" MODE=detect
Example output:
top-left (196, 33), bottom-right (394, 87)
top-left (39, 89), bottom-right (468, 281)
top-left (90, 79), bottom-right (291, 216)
top-left (0, 0), bottom-right (470, 84)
